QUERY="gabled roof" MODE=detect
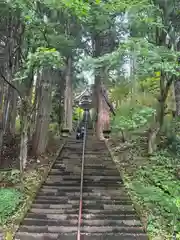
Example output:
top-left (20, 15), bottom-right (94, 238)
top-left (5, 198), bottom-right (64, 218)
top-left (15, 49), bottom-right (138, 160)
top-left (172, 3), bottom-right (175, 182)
top-left (74, 86), bottom-right (92, 102)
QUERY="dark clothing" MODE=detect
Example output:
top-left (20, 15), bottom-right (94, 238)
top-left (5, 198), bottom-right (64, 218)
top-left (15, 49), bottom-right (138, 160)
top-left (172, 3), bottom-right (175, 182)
top-left (76, 126), bottom-right (85, 140)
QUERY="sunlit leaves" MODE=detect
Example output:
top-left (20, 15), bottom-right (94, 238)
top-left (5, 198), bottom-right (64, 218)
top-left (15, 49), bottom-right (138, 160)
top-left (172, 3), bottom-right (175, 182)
top-left (111, 104), bottom-right (155, 131)
top-left (109, 82), bottom-right (131, 105)
top-left (28, 47), bottom-right (63, 69)
top-left (15, 47), bottom-right (63, 83)
top-left (89, 36), bottom-right (180, 79)
top-left (44, 0), bottom-right (90, 19)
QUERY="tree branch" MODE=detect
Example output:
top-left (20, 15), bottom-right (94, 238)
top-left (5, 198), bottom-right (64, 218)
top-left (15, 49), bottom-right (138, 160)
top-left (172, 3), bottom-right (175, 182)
top-left (0, 72), bottom-right (23, 100)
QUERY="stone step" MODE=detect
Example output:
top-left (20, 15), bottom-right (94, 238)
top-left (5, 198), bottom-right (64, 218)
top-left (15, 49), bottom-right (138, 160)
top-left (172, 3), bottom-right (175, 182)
top-left (38, 190), bottom-right (128, 197)
top-left (46, 178), bottom-right (122, 183)
top-left (29, 208), bottom-right (136, 215)
top-left (41, 185), bottom-right (124, 191)
top-left (34, 199), bottom-right (132, 205)
top-left (47, 175), bottom-right (122, 181)
top-left (31, 203), bottom-right (134, 211)
top-left (26, 213), bottom-right (140, 221)
top-left (49, 171), bottom-right (120, 176)
top-left (36, 194), bottom-right (130, 201)
top-left (18, 225), bottom-right (145, 234)
top-left (23, 218), bottom-right (142, 227)
top-left (15, 232), bottom-right (148, 240)
top-left (50, 168), bottom-right (118, 173)
top-left (43, 182), bottom-right (122, 187)
top-left (52, 165), bottom-right (117, 170)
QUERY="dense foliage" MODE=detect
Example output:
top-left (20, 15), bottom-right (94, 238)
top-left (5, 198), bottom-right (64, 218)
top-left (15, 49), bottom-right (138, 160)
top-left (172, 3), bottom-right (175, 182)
top-left (0, 0), bottom-right (180, 239)
top-left (0, 189), bottom-right (23, 225)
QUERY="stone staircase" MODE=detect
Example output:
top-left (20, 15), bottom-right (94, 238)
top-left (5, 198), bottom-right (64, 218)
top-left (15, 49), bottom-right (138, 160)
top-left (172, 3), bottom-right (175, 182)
top-left (15, 136), bottom-right (148, 240)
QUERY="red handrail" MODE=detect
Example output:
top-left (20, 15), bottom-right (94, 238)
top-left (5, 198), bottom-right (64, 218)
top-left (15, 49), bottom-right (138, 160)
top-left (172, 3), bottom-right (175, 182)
top-left (77, 110), bottom-right (88, 240)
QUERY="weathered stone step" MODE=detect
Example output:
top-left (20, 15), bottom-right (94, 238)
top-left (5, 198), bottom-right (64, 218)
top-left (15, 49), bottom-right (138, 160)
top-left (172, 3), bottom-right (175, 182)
top-left (35, 199), bottom-right (132, 205)
top-left (83, 172), bottom-right (120, 176)
top-left (52, 165), bottom-right (117, 170)
top-left (83, 153), bottom-right (110, 156)
top-left (38, 190), bottom-right (128, 198)
top-left (46, 178), bottom-right (122, 183)
top-left (41, 185), bottom-right (124, 191)
top-left (80, 233), bottom-right (148, 240)
top-left (15, 232), bottom-right (148, 240)
top-left (23, 218), bottom-right (142, 227)
top-left (47, 175), bottom-right (121, 180)
top-left (31, 203), bottom-right (134, 211)
top-left (36, 194), bottom-right (130, 201)
top-left (49, 171), bottom-right (120, 177)
top-left (18, 225), bottom-right (145, 234)
top-left (26, 213), bottom-right (139, 221)
top-left (15, 232), bottom-right (58, 240)
top-left (29, 208), bottom-right (136, 215)
top-left (49, 171), bottom-right (72, 175)
top-left (50, 168), bottom-right (119, 173)
top-left (44, 182), bottom-right (122, 187)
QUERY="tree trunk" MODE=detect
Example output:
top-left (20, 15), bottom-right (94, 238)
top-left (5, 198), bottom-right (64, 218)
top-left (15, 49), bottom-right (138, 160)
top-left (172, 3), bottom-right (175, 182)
top-left (174, 80), bottom-right (180, 116)
top-left (148, 122), bottom-right (160, 155)
top-left (19, 102), bottom-right (28, 172)
top-left (10, 89), bottom-right (18, 135)
top-left (0, 80), bottom-right (4, 164)
top-left (95, 72), bottom-right (111, 140)
top-left (148, 75), bottom-right (173, 154)
top-left (95, 75), bottom-right (103, 139)
top-left (55, 70), bottom-right (64, 134)
top-left (3, 85), bottom-right (11, 134)
top-left (31, 73), bottom-right (40, 139)
top-left (32, 68), bottom-right (53, 156)
top-left (93, 31), bottom-right (113, 139)
top-left (63, 57), bottom-right (73, 131)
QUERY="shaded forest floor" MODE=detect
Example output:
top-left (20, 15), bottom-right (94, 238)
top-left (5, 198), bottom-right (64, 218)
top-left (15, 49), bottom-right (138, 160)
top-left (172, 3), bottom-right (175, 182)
top-left (0, 133), bottom-right (61, 170)
top-left (0, 134), bottom-right (20, 170)
top-left (108, 133), bottom-right (180, 240)
top-left (0, 133), bottom-right (63, 238)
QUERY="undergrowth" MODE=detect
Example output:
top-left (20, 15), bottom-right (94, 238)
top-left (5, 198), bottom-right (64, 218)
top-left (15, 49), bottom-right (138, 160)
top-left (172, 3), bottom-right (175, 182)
top-left (0, 170), bottom-right (21, 185)
top-left (129, 147), bottom-right (180, 238)
top-left (111, 103), bottom-right (155, 140)
top-left (111, 103), bottom-right (180, 238)
top-left (0, 188), bottom-right (23, 225)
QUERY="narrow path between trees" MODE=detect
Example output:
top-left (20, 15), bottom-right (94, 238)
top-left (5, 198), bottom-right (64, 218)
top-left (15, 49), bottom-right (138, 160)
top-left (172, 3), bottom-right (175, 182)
top-left (15, 133), bottom-right (148, 240)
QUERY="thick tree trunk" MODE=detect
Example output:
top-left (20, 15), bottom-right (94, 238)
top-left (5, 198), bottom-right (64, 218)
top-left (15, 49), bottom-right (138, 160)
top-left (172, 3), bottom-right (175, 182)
top-left (94, 72), bottom-right (111, 139)
top-left (63, 57), bottom-right (73, 131)
top-left (55, 70), bottom-right (64, 134)
top-left (93, 31), bottom-right (113, 139)
top-left (32, 68), bottom-right (53, 156)
top-left (95, 76), bottom-right (104, 139)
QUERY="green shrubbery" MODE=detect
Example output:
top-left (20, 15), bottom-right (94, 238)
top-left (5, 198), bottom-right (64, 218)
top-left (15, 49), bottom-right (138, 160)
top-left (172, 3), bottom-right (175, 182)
top-left (130, 150), bottom-right (180, 237)
top-left (111, 95), bottom-right (180, 238)
top-left (0, 188), bottom-right (23, 225)
top-left (111, 101), bottom-right (155, 137)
